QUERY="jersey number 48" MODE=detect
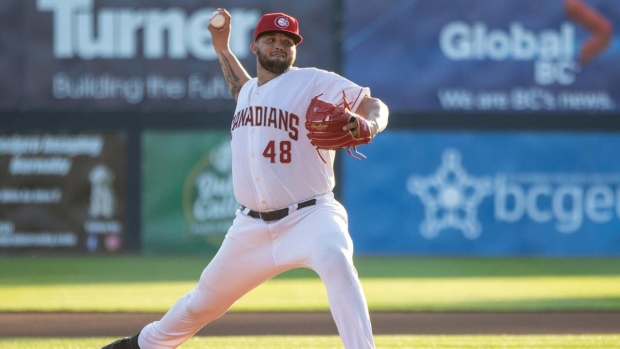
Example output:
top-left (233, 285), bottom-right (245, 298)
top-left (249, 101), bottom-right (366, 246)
top-left (263, 140), bottom-right (292, 164)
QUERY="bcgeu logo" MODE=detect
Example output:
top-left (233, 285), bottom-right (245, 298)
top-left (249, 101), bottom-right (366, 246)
top-left (408, 148), bottom-right (620, 240)
top-left (407, 149), bottom-right (492, 240)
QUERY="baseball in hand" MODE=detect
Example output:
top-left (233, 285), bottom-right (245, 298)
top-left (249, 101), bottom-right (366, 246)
top-left (210, 11), bottom-right (226, 28)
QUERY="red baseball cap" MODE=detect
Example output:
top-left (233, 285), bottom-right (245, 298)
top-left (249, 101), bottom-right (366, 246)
top-left (254, 12), bottom-right (303, 45)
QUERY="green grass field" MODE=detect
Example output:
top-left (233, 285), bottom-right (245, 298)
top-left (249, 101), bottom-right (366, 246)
top-left (1, 256), bottom-right (619, 312)
top-left (1, 334), bottom-right (620, 349)
top-left (0, 256), bottom-right (619, 348)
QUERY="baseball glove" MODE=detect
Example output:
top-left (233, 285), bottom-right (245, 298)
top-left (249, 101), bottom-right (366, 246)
top-left (305, 93), bottom-right (372, 160)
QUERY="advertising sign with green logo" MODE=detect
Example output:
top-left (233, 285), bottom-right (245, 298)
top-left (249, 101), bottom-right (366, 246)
top-left (142, 131), bottom-right (236, 254)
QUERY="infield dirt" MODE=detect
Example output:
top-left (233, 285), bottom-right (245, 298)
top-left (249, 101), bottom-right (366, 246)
top-left (1, 312), bottom-right (619, 337)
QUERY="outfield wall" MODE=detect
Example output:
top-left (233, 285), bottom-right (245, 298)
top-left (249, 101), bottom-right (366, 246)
top-left (1, 0), bottom-right (618, 256)
top-left (343, 131), bottom-right (620, 256)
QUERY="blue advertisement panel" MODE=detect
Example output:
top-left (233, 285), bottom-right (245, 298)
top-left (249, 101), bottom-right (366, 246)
top-left (343, 131), bottom-right (620, 256)
top-left (344, 0), bottom-right (619, 113)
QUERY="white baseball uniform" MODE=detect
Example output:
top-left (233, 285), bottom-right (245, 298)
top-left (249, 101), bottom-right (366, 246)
top-left (138, 67), bottom-right (375, 349)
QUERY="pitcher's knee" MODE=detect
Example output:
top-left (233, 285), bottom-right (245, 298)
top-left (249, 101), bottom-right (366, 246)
top-left (183, 291), bottom-right (229, 322)
top-left (314, 246), bottom-right (356, 277)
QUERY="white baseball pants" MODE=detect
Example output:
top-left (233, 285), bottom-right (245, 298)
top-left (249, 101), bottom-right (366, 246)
top-left (138, 192), bottom-right (375, 349)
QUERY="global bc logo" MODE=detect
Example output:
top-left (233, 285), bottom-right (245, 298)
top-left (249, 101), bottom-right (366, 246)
top-left (408, 148), bottom-right (620, 240)
top-left (439, 0), bottom-right (612, 86)
top-left (437, 0), bottom-right (613, 111)
top-left (440, 21), bottom-right (579, 85)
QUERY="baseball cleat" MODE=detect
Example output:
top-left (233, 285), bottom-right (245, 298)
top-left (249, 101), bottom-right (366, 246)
top-left (101, 334), bottom-right (140, 349)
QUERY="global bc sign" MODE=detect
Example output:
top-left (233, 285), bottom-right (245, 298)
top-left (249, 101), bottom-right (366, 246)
top-left (436, 1), bottom-right (614, 112)
top-left (440, 22), bottom-right (578, 85)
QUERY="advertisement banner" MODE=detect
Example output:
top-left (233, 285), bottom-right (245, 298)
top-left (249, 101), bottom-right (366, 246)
top-left (344, 0), bottom-right (619, 113)
top-left (0, 132), bottom-right (126, 253)
top-left (1, 0), bottom-right (334, 112)
top-left (142, 131), bottom-right (235, 254)
top-left (343, 131), bottom-right (620, 256)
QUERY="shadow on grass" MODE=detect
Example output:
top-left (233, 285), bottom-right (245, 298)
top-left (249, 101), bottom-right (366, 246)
top-left (1, 255), bottom-right (619, 284)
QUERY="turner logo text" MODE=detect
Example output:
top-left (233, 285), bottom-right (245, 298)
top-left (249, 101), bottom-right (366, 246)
top-left (37, 0), bottom-right (259, 60)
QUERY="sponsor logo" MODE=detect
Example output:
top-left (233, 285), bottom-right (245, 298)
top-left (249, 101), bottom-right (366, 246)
top-left (37, 0), bottom-right (260, 60)
top-left (183, 140), bottom-right (237, 242)
top-left (407, 149), bottom-right (492, 239)
top-left (87, 164), bottom-right (117, 220)
top-left (440, 21), bottom-right (579, 85)
top-left (408, 148), bottom-right (620, 239)
top-left (311, 124), bottom-right (329, 131)
top-left (84, 163), bottom-right (122, 252)
top-left (437, 3), bottom-right (616, 112)
top-left (439, 1), bottom-right (611, 86)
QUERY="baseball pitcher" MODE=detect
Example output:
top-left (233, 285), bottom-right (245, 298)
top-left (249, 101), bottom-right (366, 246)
top-left (102, 8), bottom-right (389, 349)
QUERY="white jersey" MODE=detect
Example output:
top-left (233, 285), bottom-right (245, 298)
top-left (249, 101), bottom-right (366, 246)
top-left (231, 67), bottom-right (370, 211)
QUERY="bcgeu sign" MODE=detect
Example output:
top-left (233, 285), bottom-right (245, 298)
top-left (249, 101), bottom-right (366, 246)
top-left (343, 131), bottom-right (620, 256)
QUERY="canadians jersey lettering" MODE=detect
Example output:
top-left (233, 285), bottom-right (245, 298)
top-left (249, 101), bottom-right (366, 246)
top-left (231, 67), bottom-right (370, 211)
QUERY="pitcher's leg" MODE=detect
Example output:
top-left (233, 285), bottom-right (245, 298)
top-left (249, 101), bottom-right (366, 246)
top-left (314, 243), bottom-right (374, 348)
top-left (286, 201), bottom-right (375, 349)
top-left (138, 284), bottom-right (231, 349)
top-left (138, 214), bottom-right (284, 349)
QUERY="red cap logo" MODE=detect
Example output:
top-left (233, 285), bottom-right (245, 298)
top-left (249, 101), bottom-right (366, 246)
top-left (275, 16), bottom-right (290, 29)
top-left (254, 12), bottom-right (303, 45)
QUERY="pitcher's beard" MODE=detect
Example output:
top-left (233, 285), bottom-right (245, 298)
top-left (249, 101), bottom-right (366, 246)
top-left (257, 49), bottom-right (294, 74)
